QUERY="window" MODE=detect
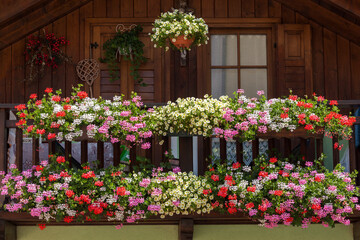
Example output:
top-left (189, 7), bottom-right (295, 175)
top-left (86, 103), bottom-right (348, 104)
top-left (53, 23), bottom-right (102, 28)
top-left (210, 29), bottom-right (272, 99)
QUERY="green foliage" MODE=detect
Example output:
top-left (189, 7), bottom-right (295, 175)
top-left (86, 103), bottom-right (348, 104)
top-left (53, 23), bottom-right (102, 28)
top-left (100, 25), bottom-right (147, 85)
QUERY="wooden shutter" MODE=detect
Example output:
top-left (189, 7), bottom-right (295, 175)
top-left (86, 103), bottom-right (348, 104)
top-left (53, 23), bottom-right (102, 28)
top-left (277, 24), bottom-right (312, 97)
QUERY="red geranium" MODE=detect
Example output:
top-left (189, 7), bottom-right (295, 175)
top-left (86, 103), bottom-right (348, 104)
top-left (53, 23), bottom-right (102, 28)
top-left (269, 157), bottom-right (277, 163)
top-left (52, 95), bottom-right (61, 102)
top-left (77, 91), bottom-right (88, 99)
top-left (116, 186), bottom-right (127, 196)
top-left (15, 104), bottom-right (26, 111)
top-left (247, 186), bottom-right (256, 192)
top-left (232, 162), bottom-right (241, 169)
top-left (47, 133), bottom-right (56, 139)
top-left (64, 216), bottom-right (74, 223)
top-left (211, 174), bottom-right (219, 181)
top-left (30, 93), bottom-right (37, 99)
top-left (56, 156), bottom-right (65, 164)
top-left (246, 202), bottom-right (254, 209)
top-left (95, 181), bottom-right (104, 187)
top-left (36, 129), bottom-right (45, 135)
top-left (45, 88), bottom-right (53, 93)
top-left (56, 111), bottom-right (66, 117)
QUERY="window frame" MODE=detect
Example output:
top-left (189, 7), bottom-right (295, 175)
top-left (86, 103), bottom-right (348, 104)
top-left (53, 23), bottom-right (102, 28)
top-left (197, 24), bottom-right (277, 99)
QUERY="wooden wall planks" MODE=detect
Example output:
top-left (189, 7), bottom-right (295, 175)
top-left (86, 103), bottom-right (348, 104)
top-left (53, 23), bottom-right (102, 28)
top-left (2, 0), bottom-right (360, 103)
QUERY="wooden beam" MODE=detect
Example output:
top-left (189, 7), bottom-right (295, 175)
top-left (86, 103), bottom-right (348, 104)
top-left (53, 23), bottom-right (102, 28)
top-left (0, 0), bottom-right (51, 28)
top-left (0, 220), bottom-right (16, 240)
top-left (0, 0), bottom-right (91, 51)
top-left (178, 218), bottom-right (194, 240)
top-left (274, 0), bottom-right (360, 46)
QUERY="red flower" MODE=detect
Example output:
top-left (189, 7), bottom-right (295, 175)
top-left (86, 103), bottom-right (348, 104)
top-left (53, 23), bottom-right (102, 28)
top-left (203, 189), bottom-right (212, 195)
top-left (304, 103), bottom-right (313, 108)
top-left (35, 100), bottom-right (42, 105)
top-left (64, 216), bottom-right (74, 223)
top-left (317, 96), bottom-right (325, 101)
top-left (269, 157), bottom-right (277, 163)
top-left (289, 95), bottom-right (298, 101)
top-left (245, 202), bottom-right (254, 209)
top-left (56, 156), bottom-right (65, 164)
top-left (228, 207), bottom-right (237, 214)
top-left (334, 142), bottom-right (339, 149)
top-left (45, 88), bottom-right (53, 93)
top-left (52, 95), bottom-right (61, 102)
top-left (274, 190), bottom-right (283, 196)
top-left (116, 186), bottom-right (126, 196)
top-left (329, 100), bottom-right (338, 105)
top-left (232, 162), bottom-right (241, 169)
top-left (209, 167), bottom-right (215, 172)
top-left (36, 129), bottom-right (45, 135)
top-left (94, 207), bottom-right (103, 215)
top-left (278, 170), bottom-right (283, 175)
top-left (82, 171), bottom-right (95, 179)
top-left (19, 112), bottom-right (27, 118)
top-left (30, 94), bottom-right (37, 99)
top-left (16, 119), bottom-right (26, 126)
top-left (211, 174), bottom-right (219, 181)
top-left (77, 91), bottom-right (88, 99)
top-left (258, 171), bottom-right (268, 178)
top-left (15, 104), bottom-right (26, 111)
top-left (298, 119), bottom-right (306, 125)
top-left (247, 186), bottom-right (256, 192)
top-left (47, 133), bottom-right (56, 139)
top-left (217, 187), bottom-right (228, 198)
top-left (285, 217), bottom-right (293, 223)
top-left (56, 111), bottom-right (66, 117)
top-left (309, 115), bottom-right (320, 122)
top-left (36, 165), bottom-right (44, 171)
top-left (280, 113), bottom-right (288, 119)
top-left (311, 216), bottom-right (321, 223)
top-left (48, 175), bottom-right (57, 182)
top-left (63, 105), bottom-right (71, 110)
top-left (311, 204), bottom-right (321, 210)
top-left (297, 101), bottom-right (304, 107)
top-left (314, 176), bottom-right (322, 182)
top-left (38, 224), bottom-right (46, 230)
top-left (298, 113), bottom-right (306, 119)
top-left (304, 124), bottom-right (313, 130)
top-left (27, 125), bottom-right (34, 132)
top-left (282, 172), bottom-right (290, 177)
top-left (95, 181), bottom-right (104, 187)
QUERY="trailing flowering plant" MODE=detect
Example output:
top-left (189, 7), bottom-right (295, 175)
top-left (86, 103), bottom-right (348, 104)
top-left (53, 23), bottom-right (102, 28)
top-left (25, 30), bottom-right (71, 82)
top-left (205, 154), bottom-right (360, 228)
top-left (146, 95), bottom-right (227, 136)
top-left (150, 10), bottom-right (209, 51)
top-left (0, 155), bottom-right (358, 229)
top-left (147, 90), bottom-right (355, 145)
top-left (15, 85), bottom-right (152, 149)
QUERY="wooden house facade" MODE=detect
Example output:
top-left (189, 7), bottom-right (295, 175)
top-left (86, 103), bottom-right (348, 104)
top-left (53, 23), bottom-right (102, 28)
top-left (1, 0), bottom-right (360, 239)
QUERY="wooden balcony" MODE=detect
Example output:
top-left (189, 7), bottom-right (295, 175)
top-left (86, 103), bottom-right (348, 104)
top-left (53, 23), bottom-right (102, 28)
top-left (0, 100), bottom-right (360, 229)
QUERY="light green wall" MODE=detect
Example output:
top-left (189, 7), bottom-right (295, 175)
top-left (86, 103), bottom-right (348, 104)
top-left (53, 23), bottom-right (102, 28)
top-left (17, 225), bottom-right (178, 240)
top-left (17, 224), bottom-right (353, 240)
top-left (194, 224), bottom-right (353, 240)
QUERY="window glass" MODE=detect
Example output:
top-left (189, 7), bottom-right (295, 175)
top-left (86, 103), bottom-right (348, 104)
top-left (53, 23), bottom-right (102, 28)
top-left (211, 69), bottom-right (238, 98)
top-left (211, 35), bottom-right (237, 66)
top-left (240, 68), bottom-right (267, 98)
top-left (240, 35), bottom-right (267, 66)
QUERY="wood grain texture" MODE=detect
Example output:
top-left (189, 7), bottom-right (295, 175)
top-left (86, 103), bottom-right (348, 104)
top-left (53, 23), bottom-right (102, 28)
top-left (11, 40), bottom-right (25, 103)
top-left (0, 47), bottom-right (12, 103)
top-left (350, 42), bottom-right (360, 99)
top-left (255, 0), bottom-right (268, 17)
top-left (147, 0), bottom-right (161, 17)
top-left (275, 0), bottom-right (360, 46)
top-left (228, 0), bottom-right (241, 17)
top-left (215, 0), bottom-right (227, 17)
top-left (107, 0), bottom-right (120, 17)
top-left (268, 0), bottom-right (281, 18)
top-left (134, 0), bottom-right (147, 17)
top-left (66, 9), bottom-right (80, 97)
top-left (242, 0), bottom-right (255, 17)
top-left (323, 28), bottom-right (338, 99)
top-left (51, 17), bottom-right (66, 93)
top-left (121, 0), bottom-right (134, 17)
top-left (336, 35), bottom-right (351, 100)
top-left (93, 0), bottom-right (106, 17)
top-left (202, 0), bottom-right (214, 17)
top-left (0, 0), bottom-right (91, 51)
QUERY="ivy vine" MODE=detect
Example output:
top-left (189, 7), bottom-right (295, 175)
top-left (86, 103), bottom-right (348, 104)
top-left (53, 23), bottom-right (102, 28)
top-left (100, 25), bottom-right (147, 84)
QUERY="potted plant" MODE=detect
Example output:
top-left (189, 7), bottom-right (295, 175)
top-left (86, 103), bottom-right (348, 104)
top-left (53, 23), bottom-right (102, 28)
top-left (100, 25), bottom-right (147, 84)
top-left (150, 9), bottom-right (209, 51)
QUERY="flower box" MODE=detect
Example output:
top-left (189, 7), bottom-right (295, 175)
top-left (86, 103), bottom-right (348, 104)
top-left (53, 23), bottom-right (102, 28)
top-left (171, 35), bottom-right (194, 49)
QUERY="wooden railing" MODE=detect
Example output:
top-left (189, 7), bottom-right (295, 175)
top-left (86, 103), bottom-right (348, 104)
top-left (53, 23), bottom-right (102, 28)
top-left (0, 101), bottom-right (360, 176)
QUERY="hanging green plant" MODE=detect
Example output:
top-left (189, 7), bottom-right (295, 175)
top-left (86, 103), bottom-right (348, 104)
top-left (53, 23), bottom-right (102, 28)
top-left (100, 25), bottom-right (147, 84)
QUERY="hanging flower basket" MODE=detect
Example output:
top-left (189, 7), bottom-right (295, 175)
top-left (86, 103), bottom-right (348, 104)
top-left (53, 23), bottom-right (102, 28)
top-left (171, 35), bottom-right (194, 50)
top-left (150, 10), bottom-right (209, 51)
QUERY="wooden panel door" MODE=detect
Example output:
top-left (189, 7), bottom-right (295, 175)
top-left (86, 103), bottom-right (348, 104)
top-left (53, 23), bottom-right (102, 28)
top-left (277, 24), bottom-right (312, 97)
top-left (91, 23), bottom-right (162, 103)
